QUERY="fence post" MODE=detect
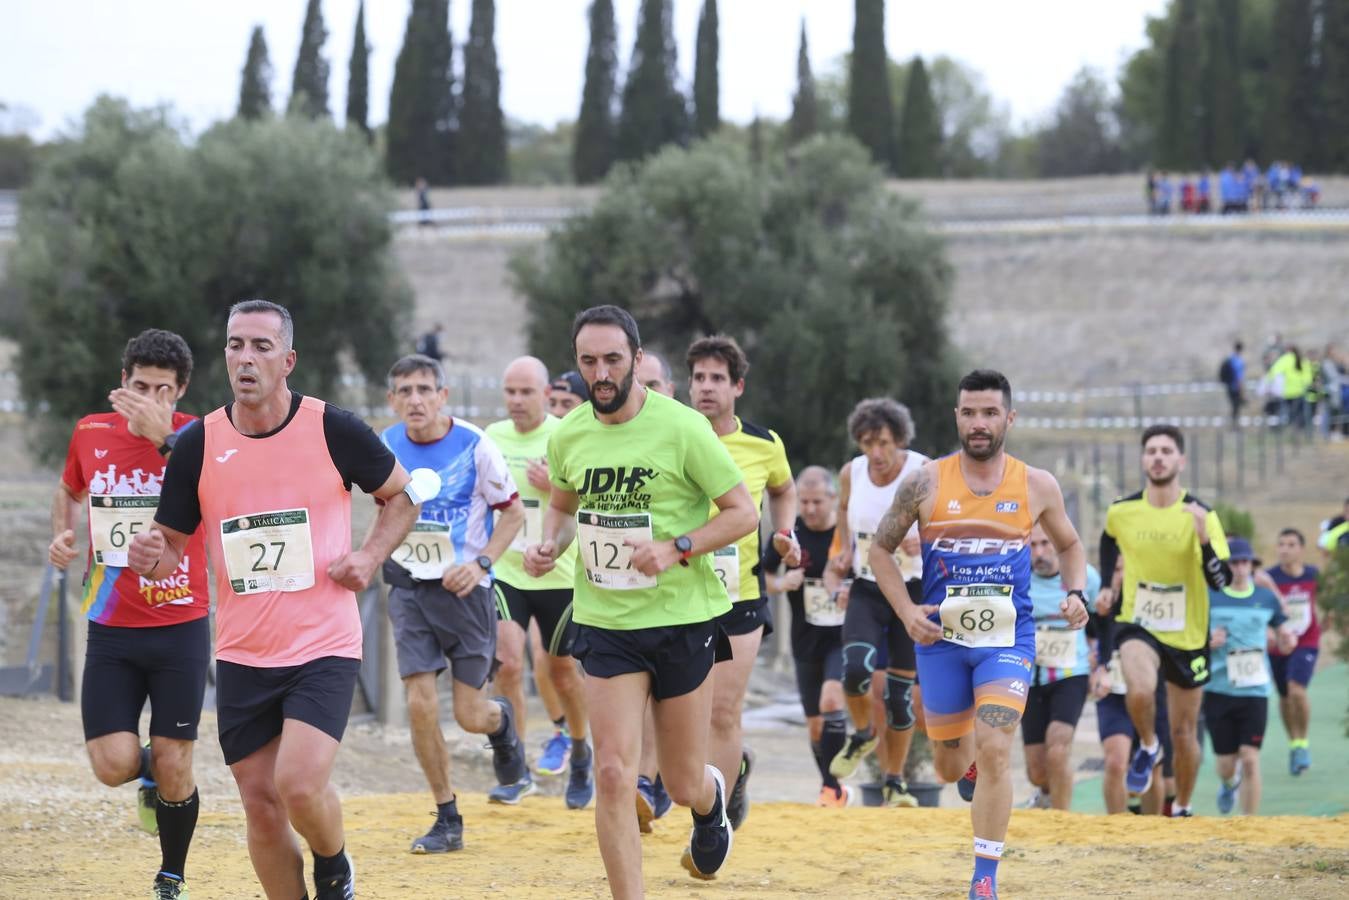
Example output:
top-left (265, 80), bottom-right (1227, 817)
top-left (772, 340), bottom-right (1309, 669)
top-left (1116, 442), bottom-right (1128, 493)
top-left (56, 571), bottom-right (71, 701)
top-left (1258, 422), bottom-right (1267, 483)
top-left (1091, 442), bottom-right (1102, 512)
top-left (1236, 428), bottom-right (1245, 492)
top-left (1191, 432), bottom-right (1201, 496)
top-left (1215, 429), bottom-right (1224, 499)
top-left (1275, 424), bottom-right (1285, 475)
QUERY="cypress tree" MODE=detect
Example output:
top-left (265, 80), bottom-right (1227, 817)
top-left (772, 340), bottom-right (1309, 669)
top-left (459, 0), bottom-right (507, 183)
top-left (238, 26), bottom-right (273, 120)
top-left (1321, 0), bottom-right (1349, 171)
top-left (1159, 0), bottom-right (1203, 167)
top-left (573, 0), bottom-right (619, 183)
top-left (788, 21), bottom-right (818, 145)
top-left (289, 0), bottom-right (331, 118)
top-left (616, 0), bottom-right (689, 163)
top-left (693, 0), bottom-right (720, 138)
top-left (848, 0), bottom-right (896, 172)
top-left (1201, 0), bottom-right (1242, 166)
top-left (386, 0), bottom-right (455, 185)
top-left (1267, 0), bottom-right (1319, 165)
top-left (346, 1), bottom-right (371, 138)
top-left (896, 56), bottom-right (941, 177)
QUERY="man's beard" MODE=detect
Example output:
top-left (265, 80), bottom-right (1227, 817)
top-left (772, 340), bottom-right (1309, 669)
top-left (1146, 468), bottom-right (1178, 486)
top-left (589, 368), bottom-right (635, 414)
top-left (960, 429), bottom-right (1004, 461)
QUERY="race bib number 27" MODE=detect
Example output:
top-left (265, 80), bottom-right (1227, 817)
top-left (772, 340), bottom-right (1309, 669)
top-left (221, 508), bottom-right (316, 595)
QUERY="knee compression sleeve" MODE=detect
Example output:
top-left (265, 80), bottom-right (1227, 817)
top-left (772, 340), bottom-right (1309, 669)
top-left (884, 673), bottom-right (916, 731)
top-left (841, 643), bottom-right (878, 696)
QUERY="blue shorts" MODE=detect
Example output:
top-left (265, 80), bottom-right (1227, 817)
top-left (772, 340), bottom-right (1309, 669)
top-left (1096, 683), bottom-right (1175, 778)
top-left (1269, 647), bottom-right (1318, 696)
top-left (916, 625), bottom-right (1035, 741)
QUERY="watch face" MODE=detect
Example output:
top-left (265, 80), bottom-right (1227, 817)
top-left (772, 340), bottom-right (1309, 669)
top-left (477, 555), bottom-right (492, 570)
top-left (675, 537), bottom-right (692, 553)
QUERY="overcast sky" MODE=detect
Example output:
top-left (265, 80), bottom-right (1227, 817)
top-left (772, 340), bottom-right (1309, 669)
top-left (4, 0), bottom-right (1167, 139)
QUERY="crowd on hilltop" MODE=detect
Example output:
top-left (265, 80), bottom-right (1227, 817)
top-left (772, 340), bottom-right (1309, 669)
top-left (1219, 336), bottom-right (1348, 435)
top-left (1148, 160), bottom-right (1320, 215)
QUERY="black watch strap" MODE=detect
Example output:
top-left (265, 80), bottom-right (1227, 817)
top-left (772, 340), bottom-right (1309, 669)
top-left (476, 554), bottom-right (492, 571)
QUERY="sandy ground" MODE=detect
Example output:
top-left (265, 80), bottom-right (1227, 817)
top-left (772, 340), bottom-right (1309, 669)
top-left (2, 693), bottom-right (1347, 899)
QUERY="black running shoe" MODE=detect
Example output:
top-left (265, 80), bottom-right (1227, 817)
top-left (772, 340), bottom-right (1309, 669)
top-left (957, 762), bottom-right (977, 802)
top-left (489, 696), bottom-right (528, 785)
top-left (314, 852), bottom-right (355, 900)
top-left (410, 814), bottom-right (463, 853)
top-left (726, 747), bottom-right (754, 830)
top-left (680, 766), bottom-right (733, 880)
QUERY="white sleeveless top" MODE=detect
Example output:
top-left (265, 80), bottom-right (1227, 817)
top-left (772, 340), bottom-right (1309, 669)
top-left (848, 451), bottom-right (928, 582)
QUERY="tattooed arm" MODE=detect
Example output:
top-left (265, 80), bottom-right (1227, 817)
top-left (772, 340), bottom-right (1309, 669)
top-left (869, 463), bottom-right (943, 645)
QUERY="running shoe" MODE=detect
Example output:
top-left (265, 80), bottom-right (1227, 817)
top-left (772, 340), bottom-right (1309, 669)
top-left (1125, 743), bottom-right (1162, 794)
top-left (829, 730), bottom-right (879, 779)
top-left (138, 784), bottom-right (159, 836)
top-left (1020, 787), bottom-right (1052, 809)
top-left (565, 745), bottom-right (594, 810)
top-left (314, 852), bottom-right (355, 900)
top-left (680, 766), bottom-right (733, 880)
top-left (726, 748), bottom-right (754, 830)
top-left (488, 772), bottom-right (537, 805)
top-left (636, 775), bottom-right (658, 834)
top-left (957, 763), bottom-right (978, 802)
top-left (1216, 771), bottom-right (1242, 815)
top-left (152, 875), bottom-right (188, 899)
top-left (652, 774), bottom-right (673, 819)
top-left (535, 729), bottom-right (572, 776)
top-left (1291, 745), bottom-right (1311, 775)
top-left (882, 778), bottom-right (919, 808)
top-left (817, 784), bottom-right (853, 808)
top-left (969, 875), bottom-right (997, 899)
top-left (1170, 807), bottom-right (1194, 818)
top-left (410, 813), bottom-right (464, 853)
top-left (488, 696), bottom-right (528, 786)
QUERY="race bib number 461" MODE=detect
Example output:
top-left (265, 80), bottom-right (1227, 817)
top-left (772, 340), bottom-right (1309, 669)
top-left (577, 510), bottom-right (657, 591)
top-left (1134, 581), bottom-right (1186, 633)
top-left (221, 508), bottom-right (316, 595)
top-left (89, 494), bottom-right (159, 567)
top-left (940, 583), bottom-right (1016, 648)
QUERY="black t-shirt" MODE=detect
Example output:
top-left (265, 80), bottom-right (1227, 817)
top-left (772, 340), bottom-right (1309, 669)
top-left (156, 392), bottom-right (396, 535)
top-left (763, 517), bottom-right (841, 659)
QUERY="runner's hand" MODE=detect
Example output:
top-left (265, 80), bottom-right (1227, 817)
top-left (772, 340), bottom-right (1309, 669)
top-left (1209, 625), bottom-right (1228, 649)
top-left (1094, 586), bottom-right (1115, 617)
top-left (524, 541), bottom-right (557, 577)
top-left (1061, 593), bottom-right (1089, 629)
top-left (1089, 665), bottom-right (1111, 699)
top-left (526, 458), bottom-right (552, 493)
top-left (772, 529), bottom-right (801, 568)
top-left (110, 384), bottom-right (175, 444)
top-left (625, 538), bottom-right (678, 576)
top-left (1182, 501), bottom-right (1210, 542)
top-left (328, 549), bottom-right (377, 592)
top-left (834, 580), bottom-right (851, 611)
top-left (902, 604), bottom-right (943, 645)
top-left (49, 529), bottom-right (78, 570)
top-left (128, 527), bottom-right (166, 577)
top-left (780, 567), bottom-right (805, 592)
top-left (828, 548), bottom-right (851, 577)
top-left (441, 562), bottom-right (485, 598)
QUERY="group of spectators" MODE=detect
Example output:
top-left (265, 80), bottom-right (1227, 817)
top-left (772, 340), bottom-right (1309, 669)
top-left (1149, 160), bottom-right (1320, 215)
top-left (1220, 337), bottom-right (1349, 435)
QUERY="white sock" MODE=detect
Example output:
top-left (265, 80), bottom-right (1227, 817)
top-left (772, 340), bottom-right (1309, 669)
top-left (973, 837), bottom-right (1005, 858)
top-left (1141, 737), bottom-right (1160, 755)
top-left (1170, 803), bottom-right (1192, 816)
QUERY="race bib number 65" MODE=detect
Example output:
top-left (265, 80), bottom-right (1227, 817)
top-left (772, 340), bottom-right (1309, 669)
top-left (221, 508), bottom-right (316, 595)
top-left (577, 510), bottom-right (657, 591)
top-left (940, 583), bottom-right (1016, 648)
top-left (88, 494), bottom-right (159, 567)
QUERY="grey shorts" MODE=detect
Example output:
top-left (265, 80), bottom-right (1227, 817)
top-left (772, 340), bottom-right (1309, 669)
top-left (389, 582), bottom-right (498, 687)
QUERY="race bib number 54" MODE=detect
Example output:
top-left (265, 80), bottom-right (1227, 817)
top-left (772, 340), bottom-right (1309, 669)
top-left (221, 508), bottom-right (316, 595)
top-left (577, 510), bottom-right (657, 591)
top-left (940, 583), bottom-right (1016, 648)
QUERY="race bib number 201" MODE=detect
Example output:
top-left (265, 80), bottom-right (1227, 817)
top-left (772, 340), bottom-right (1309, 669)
top-left (221, 508), bottom-right (316, 595)
top-left (577, 510), bottom-right (656, 591)
top-left (397, 521), bottom-right (453, 581)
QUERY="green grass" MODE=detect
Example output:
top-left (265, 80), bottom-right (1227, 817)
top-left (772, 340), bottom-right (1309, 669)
top-left (1071, 661), bottom-right (1349, 816)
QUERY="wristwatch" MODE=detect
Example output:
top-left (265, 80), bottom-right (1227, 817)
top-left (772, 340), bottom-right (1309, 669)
top-left (674, 535), bottom-right (693, 567)
top-left (158, 430), bottom-right (179, 457)
top-left (475, 554), bottom-right (492, 572)
top-left (1066, 589), bottom-right (1087, 605)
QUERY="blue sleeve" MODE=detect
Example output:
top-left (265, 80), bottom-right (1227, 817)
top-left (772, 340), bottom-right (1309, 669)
top-left (1263, 591), bottom-right (1286, 628)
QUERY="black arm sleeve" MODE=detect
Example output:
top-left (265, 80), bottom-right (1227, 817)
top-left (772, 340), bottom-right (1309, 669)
top-left (323, 405), bottom-right (397, 494)
top-left (153, 420), bottom-right (205, 535)
top-left (1098, 530), bottom-right (1120, 591)
top-left (1093, 613), bottom-right (1115, 668)
top-left (761, 540), bottom-right (784, 571)
top-left (1201, 542), bottom-right (1233, 590)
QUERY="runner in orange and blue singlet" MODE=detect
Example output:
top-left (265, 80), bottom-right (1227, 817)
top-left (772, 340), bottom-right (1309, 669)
top-left (865, 370), bottom-right (1089, 900)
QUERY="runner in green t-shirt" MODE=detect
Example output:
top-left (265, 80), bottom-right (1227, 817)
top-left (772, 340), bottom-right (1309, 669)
top-left (485, 356), bottom-right (592, 810)
top-left (524, 306), bottom-right (757, 893)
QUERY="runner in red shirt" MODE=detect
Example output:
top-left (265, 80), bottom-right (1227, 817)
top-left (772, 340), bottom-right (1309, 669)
top-left (47, 329), bottom-right (208, 899)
